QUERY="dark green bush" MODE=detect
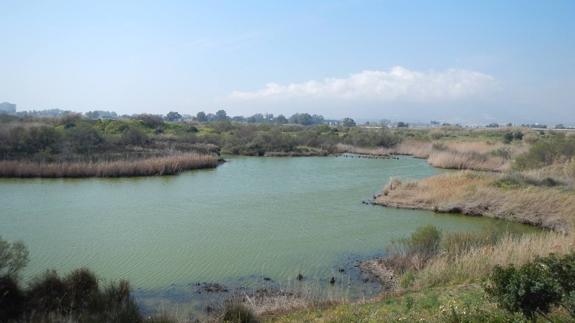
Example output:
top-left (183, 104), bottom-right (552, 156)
top-left (515, 134), bottom-right (575, 170)
top-left (0, 237), bottom-right (146, 322)
top-left (404, 225), bottom-right (442, 261)
top-left (27, 270), bottom-right (69, 315)
top-left (0, 237), bottom-right (29, 279)
top-left (485, 253), bottom-right (575, 319)
top-left (385, 225), bottom-right (442, 272)
top-left (222, 303), bottom-right (259, 323)
top-left (0, 276), bottom-right (25, 322)
top-left (494, 172), bottom-right (562, 189)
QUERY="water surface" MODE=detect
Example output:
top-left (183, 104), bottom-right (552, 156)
top-left (0, 156), bottom-right (529, 291)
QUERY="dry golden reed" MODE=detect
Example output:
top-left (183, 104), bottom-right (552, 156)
top-left (0, 153), bottom-right (219, 178)
top-left (413, 232), bottom-right (574, 288)
top-left (376, 171), bottom-right (575, 232)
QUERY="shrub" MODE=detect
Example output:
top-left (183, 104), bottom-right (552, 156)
top-left (404, 225), bottom-right (442, 261)
top-left (66, 124), bottom-right (105, 153)
top-left (27, 270), bottom-right (68, 315)
top-left (493, 172), bottom-right (562, 188)
top-left (385, 225), bottom-right (442, 272)
top-left (485, 253), bottom-right (575, 319)
top-left (0, 276), bottom-right (25, 322)
top-left (485, 263), bottom-right (562, 319)
top-left (515, 135), bottom-right (575, 170)
top-left (222, 303), bottom-right (259, 323)
top-left (121, 126), bottom-right (149, 145)
top-left (0, 237), bottom-right (29, 279)
top-left (0, 237), bottom-right (146, 322)
top-left (133, 114), bottom-right (164, 128)
top-left (63, 268), bottom-right (100, 313)
top-left (503, 132), bottom-right (514, 144)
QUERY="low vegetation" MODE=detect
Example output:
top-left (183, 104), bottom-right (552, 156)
top-left (2, 113), bottom-right (574, 320)
top-left (485, 253), bottom-right (575, 320)
top-left (0, 112), bottom-right (554, 177)
top-left (269, 132), bottom-right (575, 322)
top-left (0, 153), bottom-right (219, 178)
top-left (271, 228), bottom-right (574, 322)
top-left (376, 171), bottom-right (575, 232)
top-left (0, 236), bottom-right (176, 323)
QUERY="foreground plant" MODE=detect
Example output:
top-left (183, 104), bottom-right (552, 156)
top-left (0, 236), bottom-right (169, 323)
top-left (485, 253), bottom-right (575, 320)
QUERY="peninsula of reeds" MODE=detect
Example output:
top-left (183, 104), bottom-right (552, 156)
top-left (0, 153), bottom-right (219, 178)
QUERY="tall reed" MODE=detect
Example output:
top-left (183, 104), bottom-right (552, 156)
top-left (0, 153), bottom-right (219, 178)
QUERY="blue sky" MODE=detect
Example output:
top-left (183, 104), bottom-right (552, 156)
top-left (1, 0), bottom-right (574, 123)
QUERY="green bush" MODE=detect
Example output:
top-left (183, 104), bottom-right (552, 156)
top-left (515, 134), bottom-right (575, 170)
top-left (0, 236), bottom-right (29, 279)
top-left (404, 225), bottom-right (442, 261)
top-left (486, 265), bottom-right (560, 319)
top-left (493, 172), bottom-right (562, 189)
top-left (0, 276), bottom-right (25, 321)
top-left (222, 303), bottom-right (259, 323)
top-left (485, 253), bottom-right (575, 319)
top-left (0, 237), bottom-right (148, 323)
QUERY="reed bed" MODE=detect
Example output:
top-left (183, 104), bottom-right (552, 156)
top-left (523, 159), bottom-right (575, 187)
top-left (427, 150), bottom-right (509, 171)
top-left (413, 232), bottom-right (574, 288)
top-left (385, 140), bottom-right (432, 158)
top-left (341, 140), bottom-right (522, 171)
top-left (0, 153), bottom-right (219, 178)
top-left (335, 143), bottom-right (390, 156)
top-left (376, 171), bottom-right (575, 232)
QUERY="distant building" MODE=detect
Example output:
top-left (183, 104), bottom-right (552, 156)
top-left (0, 102), bottom-right (16, 114)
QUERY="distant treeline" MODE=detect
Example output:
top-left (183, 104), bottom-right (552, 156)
top-left (0, 112), bottom-right (401, 161)
top-left (1, 111), bottom-right (558, 163)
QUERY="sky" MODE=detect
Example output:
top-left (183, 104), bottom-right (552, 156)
top-left (1, 0), bottom-right (574, 124)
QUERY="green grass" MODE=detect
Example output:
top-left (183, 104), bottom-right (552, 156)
top-left (267, 284), bottom-right (572, 322)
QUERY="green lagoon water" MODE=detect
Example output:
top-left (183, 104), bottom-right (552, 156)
top-left (0, 156), bottom-right (529, 290)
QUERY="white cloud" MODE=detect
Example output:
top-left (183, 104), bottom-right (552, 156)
top-left (230, 66), bottom-right (495, 102)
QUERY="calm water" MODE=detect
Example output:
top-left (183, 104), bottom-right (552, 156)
top-left (0, 156), bottom-right (529, 292)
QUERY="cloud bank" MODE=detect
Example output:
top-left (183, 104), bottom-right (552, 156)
top-left (231, 66), bottom-right (495, 103)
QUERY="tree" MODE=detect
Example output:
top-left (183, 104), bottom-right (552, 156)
top-left (132, 114), bottom-right (163, 128)
top-left (196, 111), bottom-right (208, 122)
top-left (121, 127), bottom-right (148, 146)
top-left (215, 109), bottom-right (228, 121)
top-left (247, 113), bottom-right (264, 123)
top-left (342, 118), bottom-right (356, 127)
top-left (275, 114), bottom-right (288, 124)
top-left (289, 113), bottom-right (319, 125)
top-left (66, 124), bottom-right (105, 154)
top-left (0, 237), bottom-right (29, 279)
top-left (503, 132), bottom-right (514, 144)
top-left (396, 122), bottom-right (409, 128)
top-left (165, 111), bottom-right (182, 122)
